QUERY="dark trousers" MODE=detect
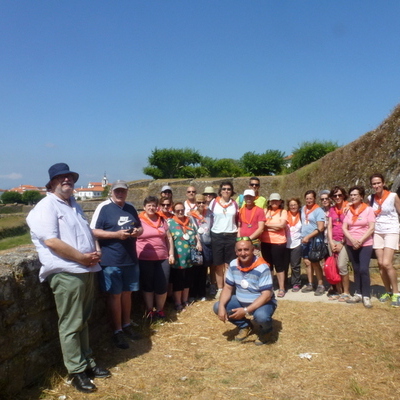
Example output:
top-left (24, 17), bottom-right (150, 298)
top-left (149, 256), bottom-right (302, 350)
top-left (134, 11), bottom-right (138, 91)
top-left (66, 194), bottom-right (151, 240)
top-left (346, 245), bottom-right (372, 298)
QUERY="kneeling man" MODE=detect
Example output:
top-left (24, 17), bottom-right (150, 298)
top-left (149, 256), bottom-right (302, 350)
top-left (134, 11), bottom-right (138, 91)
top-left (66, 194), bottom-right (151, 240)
top-left (213, 238), bottom-right (277, 345)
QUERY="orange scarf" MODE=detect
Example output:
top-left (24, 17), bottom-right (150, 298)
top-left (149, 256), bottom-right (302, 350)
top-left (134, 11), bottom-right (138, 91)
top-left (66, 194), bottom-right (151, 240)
top-left (158, 210), bottom-right (174, 220)
top-left (172, 215), bottom-right (193, 234)
top-left (266, 209), bottom-right (281, 219)
top-left (237, 256), bottom-right (268, 272)
top-left (334, 201), bottom-right (348, 216)
top-left (216, 196), bottom-right (233, 209)
top-left (287, 211), bottom-right (300, 227)
top-left (349, 203), bottom-right (367, 224)
top-left (240, 206), bottom-right (257, 226)
top-left (139, 211), bottom-right (164, 234)
top-left (304, 204), bottom-right (319, 223)
top-left (189, 209), bottom-right (206, 224)
top-left (185, 200), bottom-right (197, 211)
top-left (373, 190), bottom-right (390, 216)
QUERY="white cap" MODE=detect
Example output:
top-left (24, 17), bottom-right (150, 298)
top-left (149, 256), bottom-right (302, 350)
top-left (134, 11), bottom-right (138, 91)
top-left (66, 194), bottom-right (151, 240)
top-left (243, 189), bottom-right (255, 197)
top-left (269, 193), bottom-right (281, 201)
top-left (161, 185), bottom-right (172, 192)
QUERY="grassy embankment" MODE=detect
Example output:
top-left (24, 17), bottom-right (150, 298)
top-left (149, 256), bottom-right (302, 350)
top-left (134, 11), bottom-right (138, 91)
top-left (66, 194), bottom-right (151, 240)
top-left (0, 215), bottom-right (31, 251)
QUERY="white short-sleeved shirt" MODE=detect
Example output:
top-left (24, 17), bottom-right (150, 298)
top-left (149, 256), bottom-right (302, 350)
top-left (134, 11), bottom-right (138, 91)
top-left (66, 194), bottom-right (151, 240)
top-left (210, 199), bottom-right (238, 234)
top-left (26, 193), bottom-right (101, 282)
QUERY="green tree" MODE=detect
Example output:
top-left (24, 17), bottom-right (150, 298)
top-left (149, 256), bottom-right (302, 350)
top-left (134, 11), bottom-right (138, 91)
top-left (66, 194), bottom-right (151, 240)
top-left (1, 191), bottom-right (23, 204)
top-left (21, 190), bottom-right (44, 205)
top-left (143, 148), bottom-right (203, 179)
top-left (102, 185), bottom-right (110, 198)
top-left (240, 150), bottom-right (285, 176)
top-left (290, 140), bottom-right (339, 171)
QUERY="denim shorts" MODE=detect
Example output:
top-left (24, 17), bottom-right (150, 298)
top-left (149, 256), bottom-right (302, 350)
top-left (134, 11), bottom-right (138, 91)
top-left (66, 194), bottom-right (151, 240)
top-left (98, 264), bottom-right (139, 294)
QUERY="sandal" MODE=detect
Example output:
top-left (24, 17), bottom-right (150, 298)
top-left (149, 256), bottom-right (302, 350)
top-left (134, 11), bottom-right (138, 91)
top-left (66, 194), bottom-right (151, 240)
top-left (328, 293), bottom-right (340, 300)
top-left (338, 294), bottom-right (351, 303)
top-left (277, 289), bottom-right (286, 298)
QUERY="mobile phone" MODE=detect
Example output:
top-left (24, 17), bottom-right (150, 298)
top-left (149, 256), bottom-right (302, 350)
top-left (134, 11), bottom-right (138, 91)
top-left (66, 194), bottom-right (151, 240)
top-left (127, 228), bottom-right (134, 234)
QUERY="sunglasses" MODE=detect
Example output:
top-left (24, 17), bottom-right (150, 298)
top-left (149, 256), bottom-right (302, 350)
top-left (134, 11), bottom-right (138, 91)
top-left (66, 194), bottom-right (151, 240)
top-left (320, 198), bottom-right (329, 201)
top-left (236, 236), bottom-right (251, 242)
top-left (221, 187), bottom-right (232, 191)
top-left (161, 203), bottom-right (171, 207)
top-left (197, 201), bottom-right (205, 204)
top-left (187, 191), bottom-right (196, 194)
top-left (175, 209), bottom-right (185, 213)
top-left (333, 194), bottom-right (343, 198)
top-left (250, 183), bottom-right (260, 187)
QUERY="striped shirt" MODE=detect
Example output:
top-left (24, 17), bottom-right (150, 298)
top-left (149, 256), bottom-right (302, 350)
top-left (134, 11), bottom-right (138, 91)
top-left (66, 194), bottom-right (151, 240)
top-left (225, 256), bottom-right (275, 305)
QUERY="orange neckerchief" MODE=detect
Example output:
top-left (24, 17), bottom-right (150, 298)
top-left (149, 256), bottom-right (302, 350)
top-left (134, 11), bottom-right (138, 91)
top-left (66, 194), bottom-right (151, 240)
top-left (240, 205), bottom-right (257, 226)
top-left (237, 256), bottom-right (268, 272)
top-left (334, 201), bottom-right (349, 216)
top-left (266, 209), bottom-right (281, 219)
top-left (158, 210), bottom-right (174, 220)
top-left (304, 204), bottom-right (319, 222)
top-left (287, 211), bottom-right (300, 227)
top-left (172, 215), bottom-right (193, 234)
top-left (189, 209), bottom-right (206, 224)
top-left (349, 203), bottom-right (368, 224)
top-left (216, 196), bottom-right (232, 209)
top-left (139, 211), bottom-right (164, 234)
top-left (373, 190), bottom-right (390, 216)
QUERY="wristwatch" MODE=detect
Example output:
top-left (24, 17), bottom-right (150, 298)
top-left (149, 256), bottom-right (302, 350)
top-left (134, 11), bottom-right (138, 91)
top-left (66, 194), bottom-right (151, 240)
top-left (243, 307), bottom-right (251, 318)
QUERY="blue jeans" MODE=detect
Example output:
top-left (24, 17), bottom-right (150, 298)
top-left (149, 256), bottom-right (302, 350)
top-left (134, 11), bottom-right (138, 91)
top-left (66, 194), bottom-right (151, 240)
top-left (213, 295), bottom-right (276, 333)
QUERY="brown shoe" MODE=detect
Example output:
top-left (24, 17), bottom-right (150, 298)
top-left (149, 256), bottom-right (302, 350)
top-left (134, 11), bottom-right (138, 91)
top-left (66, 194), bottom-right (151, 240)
top-left (234, 326), bottom-right (252, 342)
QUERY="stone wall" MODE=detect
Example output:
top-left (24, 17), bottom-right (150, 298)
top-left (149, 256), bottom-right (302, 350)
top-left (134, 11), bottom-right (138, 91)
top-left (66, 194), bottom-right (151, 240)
top-left (0, 246), bottom-right (108, 397)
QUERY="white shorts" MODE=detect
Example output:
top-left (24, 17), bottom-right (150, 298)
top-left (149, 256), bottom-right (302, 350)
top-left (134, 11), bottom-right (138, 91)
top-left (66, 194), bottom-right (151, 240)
top-left (373, 232), bottom-right (399, 250)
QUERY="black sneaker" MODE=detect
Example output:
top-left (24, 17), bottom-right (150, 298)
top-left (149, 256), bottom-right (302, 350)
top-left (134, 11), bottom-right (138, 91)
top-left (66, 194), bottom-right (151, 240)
top-left (122, 324), bottom-right (143, 340)
top-left (86, 366), bottom-right (111, 379)
top-left (113, 331), bottom-right (129, 349)
top-left (70, 372), bottom-right (97, 393)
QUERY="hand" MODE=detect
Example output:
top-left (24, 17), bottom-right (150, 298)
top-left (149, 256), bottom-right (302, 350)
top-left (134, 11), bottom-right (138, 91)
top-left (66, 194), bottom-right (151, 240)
top-left (116, 229), bottom-right (132, 240)
top-left (218, 308), bottom-right (228, 322)
top-left (302, 236), bottom-right (309, 244)
top-left (229, 308), bottom-right (246, 320)
top-left (196, 242), bottom-right (202, 252)
top-left (82, 251), bottom-right (101, 267)
top-left (168, 254), bottom-right (175, 265)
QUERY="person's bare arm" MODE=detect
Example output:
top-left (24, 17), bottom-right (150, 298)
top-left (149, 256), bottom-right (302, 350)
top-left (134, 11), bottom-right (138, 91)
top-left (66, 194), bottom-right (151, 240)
top-left (44, 238), bottom-right (100, 267)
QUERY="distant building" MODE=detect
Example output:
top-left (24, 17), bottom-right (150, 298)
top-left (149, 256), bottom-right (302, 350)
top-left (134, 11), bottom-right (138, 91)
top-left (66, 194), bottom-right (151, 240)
top-left (9, 184), bottom-right (47, 195)
top-left (73, 173), bottom-right (110, 200)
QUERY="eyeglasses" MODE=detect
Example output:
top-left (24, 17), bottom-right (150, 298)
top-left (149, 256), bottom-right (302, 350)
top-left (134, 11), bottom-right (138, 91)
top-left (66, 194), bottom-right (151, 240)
top-left (175, 209), bottom-right (185, 213)
top-left (187, 191), bottom-right (196, 194)
top-left (221, 187), bottom-right (232, 191)
top-left (197, 201), bottom-right (205, 204)
top-left (236, 236), bottom-right (251, 242)
top-left (161, 203), bottom-right (171, 207)
top-left (333, 194), bottom-right (343, 198)
top-left (250, 183), bottom-right (260, 187)
top-left (320, 197), bottom-right (329, 201)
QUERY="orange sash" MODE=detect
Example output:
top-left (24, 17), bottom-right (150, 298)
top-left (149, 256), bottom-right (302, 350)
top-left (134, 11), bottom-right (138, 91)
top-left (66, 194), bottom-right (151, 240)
top-left (349, 203), bottom-right (367, 224)
top-left (237, 256), bottom-right (268, 272)
top-left (334, 201), bottom-right (348, 216)
top-left (240, 206), bottom-right (257, 226)
top-left (216, 196), bottom-right (232, 209)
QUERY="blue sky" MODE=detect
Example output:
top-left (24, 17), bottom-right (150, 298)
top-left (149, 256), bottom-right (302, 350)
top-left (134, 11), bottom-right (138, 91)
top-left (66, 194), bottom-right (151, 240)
top-left (1, 1), bottom-right (400, 189)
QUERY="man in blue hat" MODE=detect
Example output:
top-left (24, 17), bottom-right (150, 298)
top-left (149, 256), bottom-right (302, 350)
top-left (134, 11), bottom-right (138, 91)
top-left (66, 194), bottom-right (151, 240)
top-left (27, 163), bottom-right (111, 393)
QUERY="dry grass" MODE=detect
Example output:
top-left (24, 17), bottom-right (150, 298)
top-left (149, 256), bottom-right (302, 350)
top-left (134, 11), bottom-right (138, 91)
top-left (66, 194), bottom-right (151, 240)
top-left (18, 272), bottom-right (400, 400)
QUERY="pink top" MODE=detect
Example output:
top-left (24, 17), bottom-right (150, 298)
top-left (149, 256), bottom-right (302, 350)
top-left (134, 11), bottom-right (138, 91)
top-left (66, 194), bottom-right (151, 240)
top-left (343, 206), bottom-right (375, 247)
top-left (136, 217), bottom-right (169, 260)
top-left (328, 206), bottom-right (347, 242)
top-left (239, 206), bottom-right (266, 238)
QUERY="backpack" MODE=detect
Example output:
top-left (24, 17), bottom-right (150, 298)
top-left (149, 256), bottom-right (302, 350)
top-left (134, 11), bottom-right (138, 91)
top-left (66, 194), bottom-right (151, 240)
top-left (324, 254), bottom-right (341, 285)
top-left (308, 232), bottom-right (328, 262)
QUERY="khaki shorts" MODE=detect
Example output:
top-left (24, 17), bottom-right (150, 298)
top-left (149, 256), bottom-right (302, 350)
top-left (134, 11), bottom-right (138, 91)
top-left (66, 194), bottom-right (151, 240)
top-left (373, 232), bottom-right (399, 250)
top-left (328, 240), bottom-right (349, 275)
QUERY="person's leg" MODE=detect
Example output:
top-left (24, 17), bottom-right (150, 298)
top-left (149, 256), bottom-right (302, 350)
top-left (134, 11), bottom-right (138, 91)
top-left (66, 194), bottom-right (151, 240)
top-left (211, 233), bottom-right (225, 290)
top-left (378, 247), bottom-right (398, 293)
top-left (337, 243), bottom-right (350, 295)
top-left (375, 248), bottom-right (392, 292)
top-left (121, 291), bottom-right (132, 327)
top-left (272, 243), bottom-right (287, 291)
top-left (358, 246), bottom-right (372, 298)
top-left (183, 267), bottom-right (195, 304)
top-left (252, 302), bottom-right (277, 333)
top-left (346, 246), bottom-right (361, 296)
top-left (48, 272), bottom-right (95, 374)
top-left (139, 260), bottom-right (156, 312)
top-left (154, 259), bottom-right (170, 311)
top-left (213, 295), bottom-right (250, 329)
top-left (108, 293), bottom-right (123, 331)
top-left (290, 245), bottom-right (302, 287)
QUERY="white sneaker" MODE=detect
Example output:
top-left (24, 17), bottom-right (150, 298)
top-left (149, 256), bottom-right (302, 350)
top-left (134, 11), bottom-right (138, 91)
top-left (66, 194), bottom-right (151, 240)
top-left (363, 296), bottom-right (372, 308)
top-left (215, 288), bottom-right (223, 300)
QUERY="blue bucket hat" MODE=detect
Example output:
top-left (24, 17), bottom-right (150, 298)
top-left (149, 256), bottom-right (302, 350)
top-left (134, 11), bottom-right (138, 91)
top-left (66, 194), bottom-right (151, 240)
top-left (47, 163), bottom-right (79, 187)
